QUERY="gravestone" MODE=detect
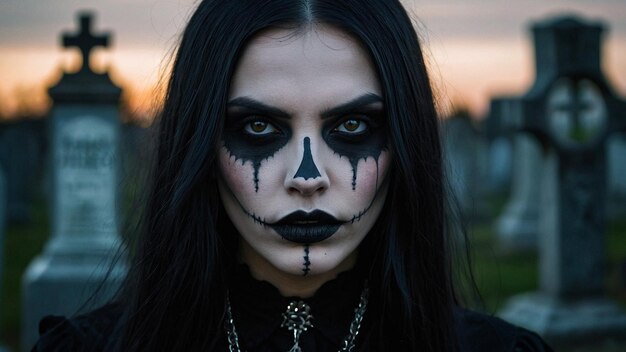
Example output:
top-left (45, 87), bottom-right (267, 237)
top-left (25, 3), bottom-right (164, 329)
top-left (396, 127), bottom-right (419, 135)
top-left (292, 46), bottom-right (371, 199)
top-left (0, 119), bottom-right (47, 224)
top-left (486, 138), bottom-right (512, 196)
top-left (22, 12), bottom-right (127, 350)
top-left (498, 15), bottom-right (626, 347)
top-left (443, 114), bottom-right (482, 219)
top-left (486, 97), bottom-right (542, 252)
top-left (608, 135), bottom-right (626, 217)
top-left (481, 104), bottom-right (513, 197)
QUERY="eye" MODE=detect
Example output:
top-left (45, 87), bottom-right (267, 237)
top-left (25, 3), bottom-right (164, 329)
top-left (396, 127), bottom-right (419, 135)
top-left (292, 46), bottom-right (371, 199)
top-left (334, 119), bottom-right (368, 134)
top-left (244, 120), bottom-right (278, 135)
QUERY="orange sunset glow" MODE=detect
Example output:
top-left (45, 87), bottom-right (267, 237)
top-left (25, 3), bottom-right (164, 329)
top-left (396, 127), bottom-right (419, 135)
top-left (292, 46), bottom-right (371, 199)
top-left (0, 0), bottom-right (625, 121)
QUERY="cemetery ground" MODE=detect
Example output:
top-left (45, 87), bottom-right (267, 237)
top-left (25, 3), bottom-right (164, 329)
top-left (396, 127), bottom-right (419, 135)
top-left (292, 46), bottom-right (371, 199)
top-left (1, 198), bottom-right (625, 351)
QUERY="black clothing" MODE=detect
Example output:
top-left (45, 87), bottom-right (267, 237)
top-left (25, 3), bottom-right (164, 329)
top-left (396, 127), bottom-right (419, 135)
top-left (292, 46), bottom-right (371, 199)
top-left (33, 266), bottom-right (553, 351)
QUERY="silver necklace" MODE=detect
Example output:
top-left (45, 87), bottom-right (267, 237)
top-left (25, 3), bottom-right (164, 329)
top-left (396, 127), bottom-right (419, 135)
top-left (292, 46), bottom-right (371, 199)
top-left (225, 285), bottom-right (369, 352)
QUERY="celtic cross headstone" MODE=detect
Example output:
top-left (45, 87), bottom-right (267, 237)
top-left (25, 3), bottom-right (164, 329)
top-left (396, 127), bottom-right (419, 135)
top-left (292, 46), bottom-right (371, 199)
top-left (499, 15), bottom-right (626, 347)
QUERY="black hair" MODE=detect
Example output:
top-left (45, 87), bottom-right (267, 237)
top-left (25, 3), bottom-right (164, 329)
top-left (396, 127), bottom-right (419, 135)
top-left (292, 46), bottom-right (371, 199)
top-left (116, 0), bottom-right (461, 351)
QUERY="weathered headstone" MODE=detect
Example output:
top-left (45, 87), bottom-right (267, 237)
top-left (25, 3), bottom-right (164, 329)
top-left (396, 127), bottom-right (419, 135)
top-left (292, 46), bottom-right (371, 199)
top-left (486, 137), bottom-right (512, 196)
top-left (486, 97), bottom-right (542, 252)
top-left (22, 12), bottom-right (126, 350)
top-left (608, 134), bottom-right (626, 218)
top-left (443, 114), bottom-right (483, 219)
top-left (0, 119), bottom-right (47, 224)
top-left (498, 15), bottom-right (626, 347)
top-left (482, 97), bottom-right (513, 196)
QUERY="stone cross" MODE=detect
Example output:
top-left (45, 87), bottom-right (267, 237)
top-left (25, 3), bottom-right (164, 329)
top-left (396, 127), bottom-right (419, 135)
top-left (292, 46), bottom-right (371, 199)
top-left (22, 11), bottom-right (126, 349)
top-left (62, 12), bottom-right (110, 73)
top-left (498, 15), bottom-right (626, 348)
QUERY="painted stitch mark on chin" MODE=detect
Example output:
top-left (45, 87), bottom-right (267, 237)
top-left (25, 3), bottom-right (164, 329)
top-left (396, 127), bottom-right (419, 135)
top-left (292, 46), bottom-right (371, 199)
top-left (302, 245), bottom-right (311, 276)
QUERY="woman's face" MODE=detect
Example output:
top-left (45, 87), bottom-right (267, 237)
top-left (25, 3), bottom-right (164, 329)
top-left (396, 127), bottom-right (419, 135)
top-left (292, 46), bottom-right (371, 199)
top-left (218, 26), bottom-right (391, 279)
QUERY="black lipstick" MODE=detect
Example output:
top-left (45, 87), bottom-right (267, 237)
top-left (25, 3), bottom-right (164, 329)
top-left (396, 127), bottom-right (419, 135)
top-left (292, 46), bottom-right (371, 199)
top-left (269, 210), bottom-right (344, 244)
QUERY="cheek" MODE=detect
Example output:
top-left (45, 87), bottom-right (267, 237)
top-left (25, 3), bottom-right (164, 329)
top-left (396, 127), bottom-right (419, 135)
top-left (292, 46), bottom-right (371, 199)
top-left (218, 147), bottom-right (284, 201)
top-left (218, 148), bottom-right (256, 197)
top-left (353, 151), bottom-right (391, 195)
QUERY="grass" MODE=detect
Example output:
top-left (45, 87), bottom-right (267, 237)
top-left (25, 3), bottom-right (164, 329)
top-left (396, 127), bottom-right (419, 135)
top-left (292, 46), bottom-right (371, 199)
top-left (1, 199), bottom-right (49, 350)
top-left (465, 217), bottom-right (626, 313)
top-left (1, 198), bottom-right (625, 351)
top-left (467, 223), bottom-right (540, 313)
top-left (465, 212), bottom-right (626, 352)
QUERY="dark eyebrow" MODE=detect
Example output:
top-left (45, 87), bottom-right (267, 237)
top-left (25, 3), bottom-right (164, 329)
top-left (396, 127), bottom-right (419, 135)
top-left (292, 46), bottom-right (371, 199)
top-left (321, 93), bottom-right (384, 119)
top-left (226, 97), bottom-right (291, 119)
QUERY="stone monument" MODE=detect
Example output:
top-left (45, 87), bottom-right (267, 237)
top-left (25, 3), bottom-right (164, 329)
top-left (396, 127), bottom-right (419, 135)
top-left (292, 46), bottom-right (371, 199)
top-left (481, 100), bottom-right (513, 197)
top-left (22, 12), bottom-right (127, 350)
top-left (443, 114), bottom-right (481, 219)
top-left (489, 97), bottom-right (542, 252)
top-left (498, 15), bottom-right (626, 348)
top-left (608, 134), bottom-right (626, 217)
top-left (0, 120), bottom-right (46, 224)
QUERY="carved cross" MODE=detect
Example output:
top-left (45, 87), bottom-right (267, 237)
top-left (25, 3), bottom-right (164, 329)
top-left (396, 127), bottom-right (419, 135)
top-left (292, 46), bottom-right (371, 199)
top-left (62, 13), bottom-right (110, 73)
top-left (552, 81), bottom-right (594, 143)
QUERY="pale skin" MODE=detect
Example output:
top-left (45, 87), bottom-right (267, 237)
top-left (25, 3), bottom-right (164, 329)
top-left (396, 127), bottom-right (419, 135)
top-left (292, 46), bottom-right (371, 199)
top-left (218, 25), bottom-right (391, 298)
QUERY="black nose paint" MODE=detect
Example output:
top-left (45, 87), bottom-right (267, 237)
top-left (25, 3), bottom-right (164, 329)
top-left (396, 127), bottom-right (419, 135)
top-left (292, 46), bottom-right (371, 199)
top-left (293, 137), bottom-right (321, 180)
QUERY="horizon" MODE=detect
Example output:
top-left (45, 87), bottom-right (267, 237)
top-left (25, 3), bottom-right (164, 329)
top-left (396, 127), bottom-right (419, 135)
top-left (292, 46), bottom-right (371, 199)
top-left (0, 0), bottom-right (624, 121)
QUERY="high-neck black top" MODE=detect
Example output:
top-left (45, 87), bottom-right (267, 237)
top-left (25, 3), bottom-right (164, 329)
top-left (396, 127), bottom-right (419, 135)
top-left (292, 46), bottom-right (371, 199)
top-left (228, 264), bottom-right (369, 351)
top-left (32, 265), bottom-right (553, 352)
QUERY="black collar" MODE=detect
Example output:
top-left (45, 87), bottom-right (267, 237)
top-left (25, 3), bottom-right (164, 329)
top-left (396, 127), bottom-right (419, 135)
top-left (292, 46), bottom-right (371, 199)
top-left (228, 264), bottom-right (367, 350)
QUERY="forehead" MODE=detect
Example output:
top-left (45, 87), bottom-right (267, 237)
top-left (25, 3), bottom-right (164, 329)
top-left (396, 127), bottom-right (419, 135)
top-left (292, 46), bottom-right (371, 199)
top-left (229, 25), bottom-right (381, 108)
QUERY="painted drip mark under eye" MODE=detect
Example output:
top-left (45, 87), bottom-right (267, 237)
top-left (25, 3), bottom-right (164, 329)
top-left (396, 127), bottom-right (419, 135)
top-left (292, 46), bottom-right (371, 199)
top-left (252, 160), bottom-right (262, 192)
top-left (221, 130), bottom-right (290, 192)
top-left (331, 145), bottom-right (386, 191)
top-left (302, 245), bottom-right (311, 276)
top-left (348, 156), bottom-right (378, 190)
top-left (294, 137), bottom-right (321, 180)
top-left (220, 150), bottom-right (267, 193)
top-left (322, 118), bottom-right (387, 191)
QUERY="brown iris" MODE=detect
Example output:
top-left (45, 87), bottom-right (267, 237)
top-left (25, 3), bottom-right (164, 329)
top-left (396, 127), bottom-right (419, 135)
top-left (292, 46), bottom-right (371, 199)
top-left (342, 119), bottom-right (360, 131)
top-left (250, 121), bottom-right (268, 133)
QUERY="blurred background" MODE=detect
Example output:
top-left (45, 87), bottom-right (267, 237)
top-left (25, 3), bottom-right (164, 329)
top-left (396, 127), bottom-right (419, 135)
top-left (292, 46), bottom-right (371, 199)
top-left (0, 0), bottom-right (625, 351)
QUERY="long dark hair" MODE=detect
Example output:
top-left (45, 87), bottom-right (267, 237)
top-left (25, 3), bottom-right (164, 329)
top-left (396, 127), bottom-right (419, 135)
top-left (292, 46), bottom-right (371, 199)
top-left (117, 0), bottom-right (459, 350)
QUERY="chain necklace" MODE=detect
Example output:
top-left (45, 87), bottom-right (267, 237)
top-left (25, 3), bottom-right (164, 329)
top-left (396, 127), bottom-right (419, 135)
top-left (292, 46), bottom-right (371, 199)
top-left (225, 285), bottom-right (369, 352)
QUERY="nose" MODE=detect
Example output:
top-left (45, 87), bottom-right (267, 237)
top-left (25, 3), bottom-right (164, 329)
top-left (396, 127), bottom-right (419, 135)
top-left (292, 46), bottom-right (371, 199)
top-left (285, 136), bottom-right (329, 196)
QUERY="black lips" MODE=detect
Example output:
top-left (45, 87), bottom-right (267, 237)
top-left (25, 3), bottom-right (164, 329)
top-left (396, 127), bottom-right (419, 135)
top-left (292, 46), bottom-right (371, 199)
top-left (270, 210), bottom-right (344, 244)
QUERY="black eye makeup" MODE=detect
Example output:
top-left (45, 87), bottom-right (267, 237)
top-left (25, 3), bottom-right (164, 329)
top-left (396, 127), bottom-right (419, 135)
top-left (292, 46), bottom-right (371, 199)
top-left (222, 94), bottom-right (387, 192)
top-left (322, 108), bottom-right (387, 190)
top-left (222, 100), bottom-right (292, 192)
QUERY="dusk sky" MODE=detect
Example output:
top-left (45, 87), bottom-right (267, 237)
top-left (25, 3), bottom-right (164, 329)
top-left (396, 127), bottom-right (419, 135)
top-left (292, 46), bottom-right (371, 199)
top-left (0, 0), bottom-right (625, 119)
